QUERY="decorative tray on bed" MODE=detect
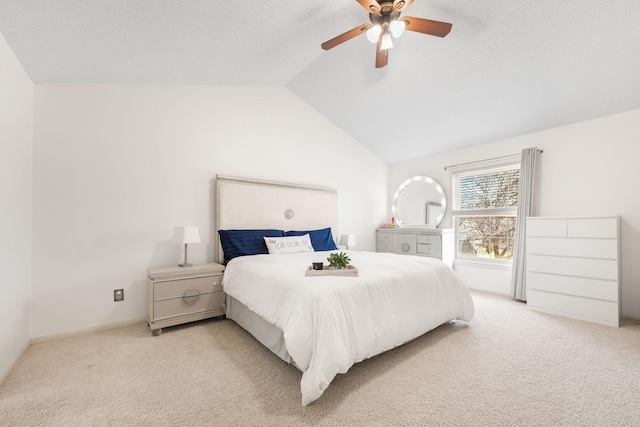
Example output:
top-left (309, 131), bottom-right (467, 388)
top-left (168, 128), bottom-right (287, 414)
top-left (305, 265), bottom-right (359, 277)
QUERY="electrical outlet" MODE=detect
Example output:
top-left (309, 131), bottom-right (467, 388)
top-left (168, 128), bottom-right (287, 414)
top-left (114, 289), bottom-right (124, 302)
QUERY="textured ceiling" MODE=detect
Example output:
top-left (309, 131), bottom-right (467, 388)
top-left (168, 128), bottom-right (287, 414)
top-left (1, 0), bottom-right (639, 164)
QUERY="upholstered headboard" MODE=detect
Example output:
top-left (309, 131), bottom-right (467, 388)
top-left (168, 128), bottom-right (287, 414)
top-left (216, 175), bottom-right (338, 264)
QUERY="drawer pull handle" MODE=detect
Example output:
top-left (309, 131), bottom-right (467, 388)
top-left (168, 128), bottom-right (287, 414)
top-left (183, 289), bottom-right (200, 305)
top-left (401, 243), bottom-right (410, 252)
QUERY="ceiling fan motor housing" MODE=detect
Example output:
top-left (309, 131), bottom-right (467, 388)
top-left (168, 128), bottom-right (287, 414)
top-left (372, 0), bottom-right (399, 15)
top-left (370, 10), bottom-right (401, 28)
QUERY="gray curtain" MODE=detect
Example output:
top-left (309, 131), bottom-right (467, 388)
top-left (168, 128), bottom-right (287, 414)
top-left (510, 147), bottom-right (541, 301)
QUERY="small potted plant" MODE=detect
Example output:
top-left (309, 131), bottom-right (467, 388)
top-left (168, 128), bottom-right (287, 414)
top-left (327, 252), bottom-right (351, 269)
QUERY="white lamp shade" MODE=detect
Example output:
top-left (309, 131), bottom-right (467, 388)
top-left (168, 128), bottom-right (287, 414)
top-left (172, 226), bottom-right (200, 244)
top-left (380, 32), bottom-right (393, 50)
top-left (389, 20), bottom-right (406, 38)
top-left (366, 24), bottom-right (382, 43)
top-left (339, 234), bottom-right (356, 248)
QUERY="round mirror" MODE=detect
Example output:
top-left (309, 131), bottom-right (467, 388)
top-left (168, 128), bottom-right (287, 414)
top-left (392, 176), bottom-right (447, 227)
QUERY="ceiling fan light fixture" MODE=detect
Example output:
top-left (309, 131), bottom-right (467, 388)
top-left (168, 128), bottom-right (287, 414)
top-left (389, 20), bottom-right (406, 38)
top-left (380, 32), bottom-right (394, 50)
top-left (366, 24), bottom-right (382, 43)
top-left (320, 1), bottom-right (453, 68)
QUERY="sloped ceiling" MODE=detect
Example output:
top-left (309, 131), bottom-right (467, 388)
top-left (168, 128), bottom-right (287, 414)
top-left (1, 0), bottom-right (639, 164)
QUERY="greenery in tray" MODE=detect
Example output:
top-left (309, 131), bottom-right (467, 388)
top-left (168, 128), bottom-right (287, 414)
top-left (327, 252), bottom-right (351, 269)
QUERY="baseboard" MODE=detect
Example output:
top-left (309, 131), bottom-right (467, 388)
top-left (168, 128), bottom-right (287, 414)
top-left (468, 288), bottom-right (515, 299)
top-left (0, 338), bottom-right (32, 386)
top-left (621, 313), bottom-right (640, 323)
top-left (31, 318), bottom-right (147, 344)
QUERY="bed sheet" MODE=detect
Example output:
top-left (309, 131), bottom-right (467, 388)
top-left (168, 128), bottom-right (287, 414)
top-left (222, 250), bottom-right (474, 405)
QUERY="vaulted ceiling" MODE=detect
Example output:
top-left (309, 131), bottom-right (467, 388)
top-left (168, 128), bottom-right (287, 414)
top-left (1, 0), bottom-right (639, 164)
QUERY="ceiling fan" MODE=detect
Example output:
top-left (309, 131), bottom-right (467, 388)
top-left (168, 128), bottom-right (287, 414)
top-left (321, 0), bottom-right (452, 68)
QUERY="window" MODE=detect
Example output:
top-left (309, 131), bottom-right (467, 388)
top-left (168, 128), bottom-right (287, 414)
top-left (451, 157), bottom-right (520, 262)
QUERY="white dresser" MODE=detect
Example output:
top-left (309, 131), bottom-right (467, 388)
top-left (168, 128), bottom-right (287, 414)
top-left (525, 216), bottom-right (620, 327)
top-left (376, 227), bottom-right (453, 266)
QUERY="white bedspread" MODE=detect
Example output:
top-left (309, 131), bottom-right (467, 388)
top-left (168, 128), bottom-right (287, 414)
top-left (222, 250), bottom-right (474, 405)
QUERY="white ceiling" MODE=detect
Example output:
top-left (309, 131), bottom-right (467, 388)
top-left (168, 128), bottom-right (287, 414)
top-left (1, 0), bottom-right (639, 164)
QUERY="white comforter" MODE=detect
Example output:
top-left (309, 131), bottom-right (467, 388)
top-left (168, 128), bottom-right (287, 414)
top-left (222, 250), bottom-right (474, 405)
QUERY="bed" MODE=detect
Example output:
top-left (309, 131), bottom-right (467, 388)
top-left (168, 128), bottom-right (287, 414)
top-left (216, 175), bottom-right (474, 405)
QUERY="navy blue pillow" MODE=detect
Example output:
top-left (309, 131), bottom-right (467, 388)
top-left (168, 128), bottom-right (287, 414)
top-left (284, 227), bottom-right (338, 251)
top-left (218, 229), bottom-right (284, 264)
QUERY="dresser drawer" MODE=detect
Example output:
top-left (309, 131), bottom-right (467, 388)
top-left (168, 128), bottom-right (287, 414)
top-left (527, 289), bottom-right (618, 327)
top-left (154, 275), bottom-right (222, 301)
top-left (416, 234), bottom-right (441, 245)
top-left (376, 232), bottom-right (395, 242)
top-left (568, 217), bottom-right (618, 238)
top-left (376, 239), bottom-right (395, 253)
top-left (416, 243), bottom-right (442, 256)
top-left (527, 272), bottom-right (618, 302)
top-left (153, 291), bottom-right (224, 321)
top-left (527, 254), bottom-right (617, 281)
top-left (527, 237), bottom-right (617, 259)
top-left (376, 231), bottom-right (396, 253)
top-left (526, 218), bottom-right (567, 237)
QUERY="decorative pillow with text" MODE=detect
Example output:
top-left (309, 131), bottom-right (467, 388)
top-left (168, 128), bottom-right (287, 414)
top-left (263, 234), bottom-right (314, 255)
top-left (284, 227), bottom-right (338, 251)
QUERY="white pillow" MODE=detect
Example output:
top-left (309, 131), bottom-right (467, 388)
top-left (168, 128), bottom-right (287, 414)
top-left (263, 234), bottom-right (314, 255)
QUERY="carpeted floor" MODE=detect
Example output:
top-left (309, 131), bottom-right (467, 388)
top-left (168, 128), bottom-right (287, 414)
top-left (1, 291), bottom-right (640, 426)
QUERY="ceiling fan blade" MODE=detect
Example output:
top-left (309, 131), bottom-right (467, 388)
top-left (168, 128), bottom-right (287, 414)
top-left (403, 16), bottom-right (452, 37)
top-left (356, 0), bottom-right (381, 15)
top-left (392, 0), bottom-right (414, 12)
top-left (375, 38), bottom-right (389, 68)
top-left (321, 23), bottom-right (371, 50)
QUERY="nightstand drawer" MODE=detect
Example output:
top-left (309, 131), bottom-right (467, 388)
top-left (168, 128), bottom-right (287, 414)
top-left (154, 275), bottom-right (222, 301)
top-left (154, 291), bottom-right (224, 320)
top-left (147, 262), bottom-right (226, 335)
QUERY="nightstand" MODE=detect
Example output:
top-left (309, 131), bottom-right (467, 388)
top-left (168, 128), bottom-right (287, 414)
top-left (147, 263), bottom-right (225, 336)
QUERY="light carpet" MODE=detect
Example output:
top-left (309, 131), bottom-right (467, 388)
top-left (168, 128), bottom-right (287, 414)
top-left (1, 291), bottom-right (640, 426)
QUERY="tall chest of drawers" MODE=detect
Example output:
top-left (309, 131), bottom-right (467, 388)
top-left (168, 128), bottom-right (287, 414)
top-left (525, 216), bottom-right (620, 327)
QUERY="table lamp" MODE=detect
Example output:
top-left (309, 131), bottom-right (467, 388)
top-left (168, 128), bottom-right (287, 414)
top-left (172, 226), bottom-right (200, 267)
top-left (339, 234), bottom-right (356, 250)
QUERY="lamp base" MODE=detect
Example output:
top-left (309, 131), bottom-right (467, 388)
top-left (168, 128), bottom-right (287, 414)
top-left (178, 243), bottom-right (192, 267)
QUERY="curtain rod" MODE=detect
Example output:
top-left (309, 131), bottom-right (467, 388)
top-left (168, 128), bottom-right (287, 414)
top-left (444, 148), bottom-right (543, 171)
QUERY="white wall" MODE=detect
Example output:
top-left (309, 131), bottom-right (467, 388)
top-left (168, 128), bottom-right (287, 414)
top-left (32, 84), bottom-right (388, 338)
top-left (0, 32), bottom-right (33, 377)
top-left (389, 109), bottom-right (640, 319)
